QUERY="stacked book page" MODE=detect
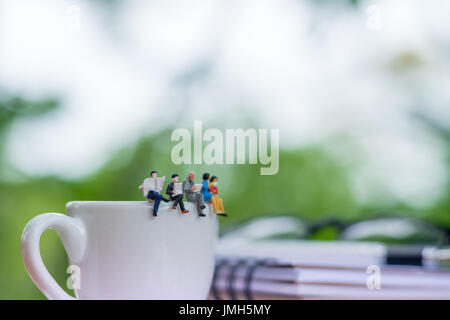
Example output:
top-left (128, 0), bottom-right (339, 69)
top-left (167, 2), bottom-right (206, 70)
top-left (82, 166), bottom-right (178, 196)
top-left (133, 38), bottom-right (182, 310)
top-left (211, 240), bottom-right (450, 299)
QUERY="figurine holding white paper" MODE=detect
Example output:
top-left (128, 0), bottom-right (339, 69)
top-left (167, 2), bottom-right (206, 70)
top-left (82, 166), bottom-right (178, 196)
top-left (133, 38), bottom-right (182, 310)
top-left (172, 182), bottom-right (183, 196)
top-left (141, 176), bottom-right (166, 196)
top-left (182, 172), bottom-right (207, 217)
top-left (166, 173), bottom-right (189, 214)
top-left (138, 170), bottom-right (170, 217)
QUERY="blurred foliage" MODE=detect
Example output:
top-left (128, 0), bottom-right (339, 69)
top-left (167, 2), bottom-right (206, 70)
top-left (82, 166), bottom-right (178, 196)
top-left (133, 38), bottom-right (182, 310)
top-left (0, 94), bottom-right (448, 299)
top-left (0, 95), bottom-right (59, 127)
top-left (0, 95), bottom-right (59, 147)
top-left (308, 225), bottom-right (340, 241)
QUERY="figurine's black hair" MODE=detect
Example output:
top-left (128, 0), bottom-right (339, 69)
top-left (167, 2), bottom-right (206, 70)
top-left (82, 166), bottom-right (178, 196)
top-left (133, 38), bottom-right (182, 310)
top-left (171, 173), bottom-right (179, 179)
top-left (150, 170), bottom-right (157, 176)
top-left (210, 175), bottom-right (217, 182)
top-left (203, 173), bottom-right (210, 180)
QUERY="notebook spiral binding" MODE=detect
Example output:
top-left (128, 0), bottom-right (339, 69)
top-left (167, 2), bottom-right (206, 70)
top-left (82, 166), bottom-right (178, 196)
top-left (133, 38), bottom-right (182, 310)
top-left (211, 257), bottom-right (280, 300)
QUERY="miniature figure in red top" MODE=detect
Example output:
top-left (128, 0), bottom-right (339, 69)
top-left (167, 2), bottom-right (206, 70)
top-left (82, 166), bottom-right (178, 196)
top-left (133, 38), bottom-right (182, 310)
top-left (209, 176), bottom-right (227, 217)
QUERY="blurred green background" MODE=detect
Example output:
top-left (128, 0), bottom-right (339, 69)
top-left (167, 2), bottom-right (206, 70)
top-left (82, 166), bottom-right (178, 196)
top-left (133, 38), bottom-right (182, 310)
top-left (1, 93), bottom-right (448, 299)
top-left (1, 0), bottom-right (449, 299)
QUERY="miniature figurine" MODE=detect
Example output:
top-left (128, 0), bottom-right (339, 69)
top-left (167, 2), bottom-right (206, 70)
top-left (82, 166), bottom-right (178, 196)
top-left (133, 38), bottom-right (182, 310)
top-left (201, 173), bottom-right (213, 203)
top-left (182, 172), bottom-right (206, 217)
top-left (166, 173), bottom-right (189, 214)
top-left (209, 175), bottom-right (227, 217)
top-left (138, 170), bottom-right (170, 217)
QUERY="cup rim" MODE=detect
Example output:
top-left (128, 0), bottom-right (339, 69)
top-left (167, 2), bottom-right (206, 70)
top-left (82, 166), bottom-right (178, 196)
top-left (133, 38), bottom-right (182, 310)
top-left (66, 201), bottom-right (150, 209)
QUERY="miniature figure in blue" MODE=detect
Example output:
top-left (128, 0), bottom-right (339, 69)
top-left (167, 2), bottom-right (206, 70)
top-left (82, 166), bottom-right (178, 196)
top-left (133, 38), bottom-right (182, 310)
top-left (139, 170), bottom-right (169, 217)
top-left (201, 173), bottom-right (212, 202)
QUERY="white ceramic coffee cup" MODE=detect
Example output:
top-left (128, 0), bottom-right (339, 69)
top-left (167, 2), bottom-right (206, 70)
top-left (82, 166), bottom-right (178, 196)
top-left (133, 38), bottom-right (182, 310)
top-left (21, 201), bottom-right (218, 299)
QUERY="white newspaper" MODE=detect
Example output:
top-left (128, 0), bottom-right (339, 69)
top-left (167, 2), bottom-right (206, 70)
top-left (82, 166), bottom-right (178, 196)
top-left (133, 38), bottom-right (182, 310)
top-left (193, 184), bottom-right (203, 192)
top-left (141, 176), bottom-right (165, 196)
top-left (173, 182), bottom-right (183, 196)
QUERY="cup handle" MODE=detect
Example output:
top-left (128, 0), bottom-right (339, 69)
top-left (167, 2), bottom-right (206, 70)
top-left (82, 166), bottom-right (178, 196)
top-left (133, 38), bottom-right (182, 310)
top-left (21, 213), bottom-right (87, 300)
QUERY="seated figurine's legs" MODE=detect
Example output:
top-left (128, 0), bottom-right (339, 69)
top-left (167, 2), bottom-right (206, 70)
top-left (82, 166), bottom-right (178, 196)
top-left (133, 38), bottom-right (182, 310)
top-left (171, 194), bottom-right (188, 213)
top-left (210, 196), bottom-right (216, 211)
top-left (178, 197), bottom-right (186, 211)
top-left (194, 193), bottom-right (206, 216)
top-left (170, 195), bottom-right (179, 208)
top-left (171, 194), bottom-right (180, 206)
top-left (211, 196), bottom-right (221, 213)
top-left (148, 190), bottom-right (169, 203)
top-left (147, 191), bottom-right (164, 216)
top-left (218, 197), bottom-right (225, 213)
top-left (152, 198), bottom-right (161, 216)
top-left (186, 193), bottom-right (205, 216)
top-left (198, 193), bottom-right (206, 210)
top-left (147, 190), bottom-right (154, 200)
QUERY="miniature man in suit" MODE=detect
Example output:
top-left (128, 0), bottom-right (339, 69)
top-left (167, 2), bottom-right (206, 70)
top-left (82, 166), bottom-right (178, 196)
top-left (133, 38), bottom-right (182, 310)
top-left (139, 170), bottom-right (170, 217)
top-left (166, 173), bottom-right (189, 214)
top-left (182, 171), bottom-right (206, 217)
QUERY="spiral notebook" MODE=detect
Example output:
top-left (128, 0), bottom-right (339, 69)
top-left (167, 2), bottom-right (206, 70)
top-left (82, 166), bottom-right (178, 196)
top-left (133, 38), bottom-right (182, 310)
top-left (211, 240), bottom-right (450, 300)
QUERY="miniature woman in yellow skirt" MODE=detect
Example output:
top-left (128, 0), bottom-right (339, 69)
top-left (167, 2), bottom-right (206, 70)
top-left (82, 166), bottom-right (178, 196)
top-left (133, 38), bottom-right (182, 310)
top-left (209, 176), bottom-right (227, 217)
